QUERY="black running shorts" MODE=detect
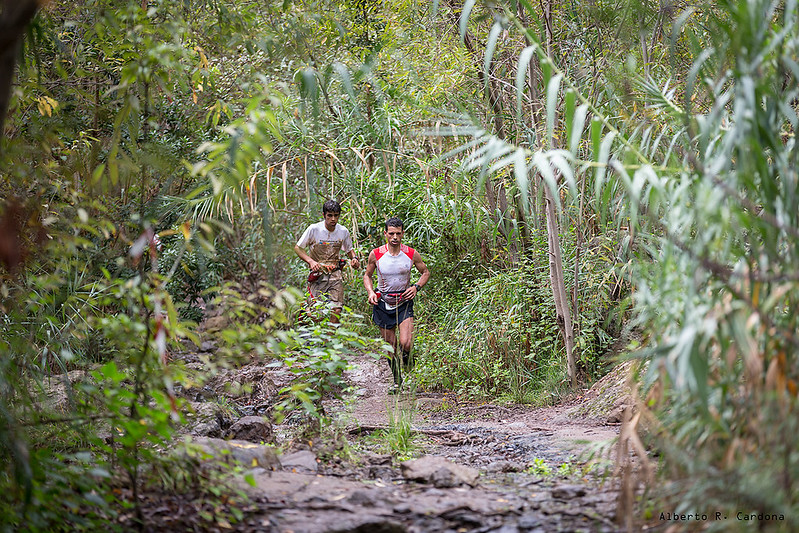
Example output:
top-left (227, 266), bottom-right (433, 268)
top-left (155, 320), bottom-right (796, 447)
top-left (372, 298), bottom-right (414, 329)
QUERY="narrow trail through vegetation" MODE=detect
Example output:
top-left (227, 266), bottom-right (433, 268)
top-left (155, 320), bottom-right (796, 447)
top-left (172, 350), bottom-right (624, 532)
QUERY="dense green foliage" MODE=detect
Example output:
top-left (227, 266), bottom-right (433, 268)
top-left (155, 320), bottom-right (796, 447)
top-left (2, 0), bottom-right (798, 530)
top-left (450, 0), bottom-right (799, 527)
top-left (630, 1), bottom-right (799, 525)
top-left (416, 228), bottom-right (620, 402)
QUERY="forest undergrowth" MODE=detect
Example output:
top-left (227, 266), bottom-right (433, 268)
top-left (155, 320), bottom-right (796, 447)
top-left (2, 0), bottom-right (799, 531)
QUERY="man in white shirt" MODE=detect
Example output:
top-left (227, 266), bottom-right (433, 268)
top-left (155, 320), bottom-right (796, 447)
top-left (363, 217), bottom-right (430, 390)
top-left (294, 200), bottom-right (359, 323)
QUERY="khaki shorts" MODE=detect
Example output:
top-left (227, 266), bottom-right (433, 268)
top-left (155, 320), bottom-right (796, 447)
top-left (308, 276), bottom-right (344, 308)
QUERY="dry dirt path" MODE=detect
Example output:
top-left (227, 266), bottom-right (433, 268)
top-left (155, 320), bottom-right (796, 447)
top-left (344, 352), bottom-right (619, 447)
top-left (230, 353), bottom-right (624, 533)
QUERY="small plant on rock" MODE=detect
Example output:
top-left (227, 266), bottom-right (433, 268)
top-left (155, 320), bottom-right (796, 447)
top-left (525, 457), bottom-right (554, 477)
top-left (372, 395), bottom-right (419, 460)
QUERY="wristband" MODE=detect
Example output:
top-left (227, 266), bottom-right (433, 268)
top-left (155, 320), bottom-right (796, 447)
top-left (413, 283), bottom-right (421, 291)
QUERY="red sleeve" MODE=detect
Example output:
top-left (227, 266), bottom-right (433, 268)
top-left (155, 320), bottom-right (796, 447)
top-left (401, 244), bottom-right (415, 259)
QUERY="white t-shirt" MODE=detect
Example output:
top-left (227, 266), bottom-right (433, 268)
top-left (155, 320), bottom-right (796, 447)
top-left (296, 221), bottom-right (353, 278)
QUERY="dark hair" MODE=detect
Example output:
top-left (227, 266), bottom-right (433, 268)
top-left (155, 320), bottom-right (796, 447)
top-left (323, 200), bottom-right (342, 214)
top-left (385, 217), bottom-right (404, 230)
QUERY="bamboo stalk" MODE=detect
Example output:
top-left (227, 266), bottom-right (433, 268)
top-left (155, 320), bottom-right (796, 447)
top-left (266, 166), bottom-right (274, 212)
top-left (282, 161), bottom-right (288, 207)
top-left (381, 152), bottom-right (393, 201)
top-left (303, 156), bottom-right (309, 206)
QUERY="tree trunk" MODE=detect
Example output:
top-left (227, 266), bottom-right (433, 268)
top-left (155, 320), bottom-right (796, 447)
top-left (0, 0), bottom-right (39, 146)
top-left (539, 0), bottom-right (576, 386)
top-left (572, 175), bottom-right (585, 320)
top-left (544, 180), bottom-right (576, 386)
top-left (519, 2), bottom-right (542, 238)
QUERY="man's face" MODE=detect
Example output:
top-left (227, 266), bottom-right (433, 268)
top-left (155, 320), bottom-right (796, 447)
top-left (324, 211), bottom-right (340, 230)
top-left (384, 225), bottom-right (403, 247)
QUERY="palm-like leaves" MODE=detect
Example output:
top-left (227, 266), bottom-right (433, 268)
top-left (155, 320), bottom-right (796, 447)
top-left (442, 0), bottom-right (799, 519)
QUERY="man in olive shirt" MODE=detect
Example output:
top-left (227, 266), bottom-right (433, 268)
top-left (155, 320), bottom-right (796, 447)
top-left (294, 200), bottom-right (359, 323)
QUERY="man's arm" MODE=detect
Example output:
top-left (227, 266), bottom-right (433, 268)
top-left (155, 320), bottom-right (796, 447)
top-left (294, 244), bottom-right (324, 272)
top-left (346, 248), bottom-right (360, 270)
top-left (403, 252), bottom-right (430, 300)
top-left (363, 250), bottom-right (379, 304)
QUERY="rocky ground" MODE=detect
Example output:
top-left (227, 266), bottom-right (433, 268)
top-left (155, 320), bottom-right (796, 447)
top-left (158, 344), bottom-right (632, 533)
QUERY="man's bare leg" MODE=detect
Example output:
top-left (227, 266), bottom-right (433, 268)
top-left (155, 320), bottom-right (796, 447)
top-left (379, 326), bottom-right (403, 385)
top-left (397, 317), bottom-right (414, 370)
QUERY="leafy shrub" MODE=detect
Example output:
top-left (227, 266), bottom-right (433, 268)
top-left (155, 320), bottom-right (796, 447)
top-left (271, 302), bottom-right (379, 426)
top-left (204, 281), bottom-right (381, 433)
top-left (416, 259), bottom-right (563, 402)
top-left (160, 232), bottom-right (223, 321)
top-left (416, 235), bottom-right (621, 403)
top-left (0, 265), bottom-right (195, 530)
top-left (213, 211), bottom-right (277, 287)
top-left (605, 0), bottom-right (799, 526)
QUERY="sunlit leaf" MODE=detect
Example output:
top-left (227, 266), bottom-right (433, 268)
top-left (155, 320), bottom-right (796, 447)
top-left (545, 74), bottom-right (562, 147)
top-left (459, 0), bottom-right (477, 43)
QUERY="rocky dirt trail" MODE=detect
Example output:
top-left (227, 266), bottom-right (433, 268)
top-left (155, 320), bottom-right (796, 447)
top-left (173, 348), bottom-right (627, 533)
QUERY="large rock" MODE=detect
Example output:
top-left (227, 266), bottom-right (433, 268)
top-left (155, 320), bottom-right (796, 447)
top-left (567, 359), bottom-right (647, 427)
top-left (202, 314), bottom-right (229, 332)
top-left (185, 436), bottom-right (280, 469)
top-left (551, 484), bottom-right (587, 499)
top-left (202, 363), bottom-right (291, 403)
top-left (226, 415), bottom-right (273, 443)
top-left (279, 450), bottom-right (318, 473)
top-left (183, 401), bottom-right (227, 437)
top-left (328, 518), bottom-right (406, 533)
top-left (400, 455), bottom-right (480, 488)
top-left (485, 460), bottom-right (523, 473)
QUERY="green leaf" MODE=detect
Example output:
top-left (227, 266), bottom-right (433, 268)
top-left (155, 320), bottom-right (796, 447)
top-left (514, 148), bottom-right (530, 215)
top-left (689, 347), bottom-right (708, 407)
top-left (484, 22), bottom-right (503, 92)
top-left (84, 492), bottom-right (107, 507)
top-left (540, 58), bottom-right (552, 87)
top-left (545, 74), bottom-right (562, 147)
top-left (590, 117), bottom-right (602, 157)
top-left (459, 0), bottom-right (477, 43)
top-left (563, 89), bottom-right (576, 145)
top-left (534, 152), bottom-right (560, 212)
top-left (99, 362), bottom-right (125, 382)
top-left (593, 128), bottom-right (617, 219)
top-left (516, 45), bottom-right (538, 120)
top-left (550, 151), bottom-right (576, 197)
top-left (669, 7), bottom-right (697, 59)
top-left (91, 163), bottom-right (106, 184)
top-left (569, 104), bottom-right (589, 155)
top-left (685, 48), bottom-right (713, 111)
top-left (295, 67), bottom-right (319, 115)
top-left (439, 133), bottom-right (487, 163)
top-left (333, 62), bottom-right (362, 119)
top-left (89, 467), bottom-right (111, 479)
top-left (108, 159), bottom-right (119, 185)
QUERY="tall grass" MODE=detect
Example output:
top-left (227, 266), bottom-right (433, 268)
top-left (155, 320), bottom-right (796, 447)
top-left (416, 241), bottom-right (618, 403)
top-left (373, 395), bottom-right (418, 459)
